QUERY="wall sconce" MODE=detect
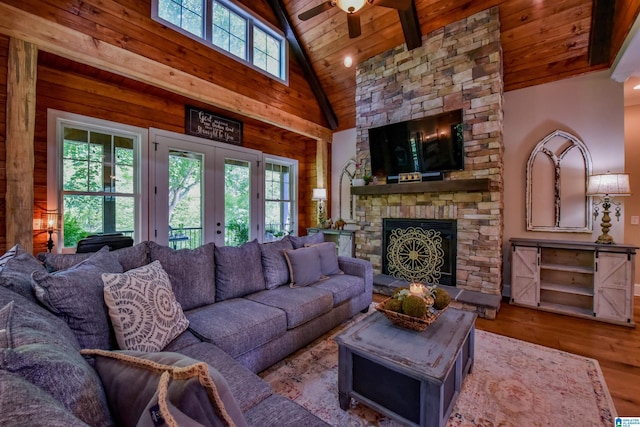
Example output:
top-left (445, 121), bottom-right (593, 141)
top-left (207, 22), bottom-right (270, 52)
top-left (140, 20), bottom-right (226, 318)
top-left (40, 212), bottom-right (61, 252)
top-left (312, 188), bottom-right (327, 226)
top-left (586, 173), bottom-right (631, 244)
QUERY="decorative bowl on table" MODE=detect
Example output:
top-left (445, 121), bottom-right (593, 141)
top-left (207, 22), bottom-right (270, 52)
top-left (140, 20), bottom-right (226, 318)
top-left (375, 284), bottom-right (451, 331)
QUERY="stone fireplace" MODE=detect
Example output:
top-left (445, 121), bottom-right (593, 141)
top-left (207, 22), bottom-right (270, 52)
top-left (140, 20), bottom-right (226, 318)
top-left (382, 219), bottom-right (457, 287)
top-left (353, 7), bottom-right (504, 298)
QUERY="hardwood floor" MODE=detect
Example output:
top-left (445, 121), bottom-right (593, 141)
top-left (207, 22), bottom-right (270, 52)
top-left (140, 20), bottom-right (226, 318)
top-left (373, 294), bottom-right (640, 416)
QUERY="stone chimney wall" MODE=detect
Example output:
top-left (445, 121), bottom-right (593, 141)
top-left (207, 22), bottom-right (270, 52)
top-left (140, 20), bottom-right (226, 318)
top-left (354, 7), bottom-right (504, 295)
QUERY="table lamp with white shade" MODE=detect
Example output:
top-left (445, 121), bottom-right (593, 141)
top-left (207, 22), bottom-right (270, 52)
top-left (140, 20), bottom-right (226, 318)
top-left (586, 172), bottom-right (631, 244)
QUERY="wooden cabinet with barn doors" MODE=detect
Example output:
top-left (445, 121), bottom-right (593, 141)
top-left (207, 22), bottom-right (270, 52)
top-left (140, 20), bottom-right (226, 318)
top-left (510, 238), bottom-right (636, 327)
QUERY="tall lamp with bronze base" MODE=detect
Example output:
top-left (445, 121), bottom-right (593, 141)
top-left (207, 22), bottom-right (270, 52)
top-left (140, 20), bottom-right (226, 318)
top-left (586, 173), bottom-right (631, 244)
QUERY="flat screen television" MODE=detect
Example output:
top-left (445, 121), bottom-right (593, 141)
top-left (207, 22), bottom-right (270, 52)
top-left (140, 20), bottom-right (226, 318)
top-left (368, 109), bottom-right (464, 183)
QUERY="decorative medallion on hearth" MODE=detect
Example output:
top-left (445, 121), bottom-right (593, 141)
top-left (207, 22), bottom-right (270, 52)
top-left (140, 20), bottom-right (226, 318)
top-left (386, 227), bottom-right (444, 283)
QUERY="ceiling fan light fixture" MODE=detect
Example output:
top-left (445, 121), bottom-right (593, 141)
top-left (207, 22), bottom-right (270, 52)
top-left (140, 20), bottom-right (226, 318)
top-left (335, 0), bottom-right (366, 14)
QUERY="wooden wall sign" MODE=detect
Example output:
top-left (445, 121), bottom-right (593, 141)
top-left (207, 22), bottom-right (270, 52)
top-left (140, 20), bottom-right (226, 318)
top-left (185, 106), bottom-right (243, 145)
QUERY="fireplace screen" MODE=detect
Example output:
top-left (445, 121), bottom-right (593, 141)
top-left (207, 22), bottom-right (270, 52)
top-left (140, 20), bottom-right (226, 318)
top-left (383, 219), bottom-right (456, 286)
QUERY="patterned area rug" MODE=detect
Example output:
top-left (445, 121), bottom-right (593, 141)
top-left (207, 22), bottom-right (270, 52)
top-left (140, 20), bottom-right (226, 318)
top-left (260, 310), bottom-right (617, 427)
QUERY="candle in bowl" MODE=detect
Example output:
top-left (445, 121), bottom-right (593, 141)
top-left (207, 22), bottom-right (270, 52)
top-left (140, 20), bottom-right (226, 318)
top-left (409, 283), bottom-right (424, 296)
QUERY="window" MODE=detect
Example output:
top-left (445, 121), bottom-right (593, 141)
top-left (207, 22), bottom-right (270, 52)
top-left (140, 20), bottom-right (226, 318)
top-left (264, 157), bottom-right (297, 241)
top-left (152, 0), bottom-right (287, 82)
top-left (48, 111), bottom-right (148, 250)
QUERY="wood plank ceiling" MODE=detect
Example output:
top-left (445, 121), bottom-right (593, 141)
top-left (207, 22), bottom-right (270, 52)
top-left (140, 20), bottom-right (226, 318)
top-left (277, 0), bottom-right (630, 131)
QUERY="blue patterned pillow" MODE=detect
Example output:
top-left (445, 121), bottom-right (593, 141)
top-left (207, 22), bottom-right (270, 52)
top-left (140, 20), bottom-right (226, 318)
top-left (214, 240), bottom-right (266, 301)
top-left (31, 246), bottom-right (123, 350)
top-left (102, 261), bottom-right (189, 352)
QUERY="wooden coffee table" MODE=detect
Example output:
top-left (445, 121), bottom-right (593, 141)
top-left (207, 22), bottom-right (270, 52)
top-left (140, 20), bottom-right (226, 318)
top-left (334, 308), bottom-right (476, 427)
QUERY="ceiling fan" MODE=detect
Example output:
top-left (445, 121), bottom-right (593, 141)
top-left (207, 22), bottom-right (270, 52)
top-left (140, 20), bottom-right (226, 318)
top-left (298, 0), bottom-right (414, 39)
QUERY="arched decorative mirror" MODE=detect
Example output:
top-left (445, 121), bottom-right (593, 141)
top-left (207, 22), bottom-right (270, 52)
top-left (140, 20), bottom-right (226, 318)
top-left (338, 159), bottom-right (357, 222)
top-left (526, 130), bottom-right (593, 232)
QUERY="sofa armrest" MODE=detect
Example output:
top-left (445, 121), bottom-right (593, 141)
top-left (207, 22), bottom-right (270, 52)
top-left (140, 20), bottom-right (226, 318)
top-left (338, 256), bottom-right (373, 295)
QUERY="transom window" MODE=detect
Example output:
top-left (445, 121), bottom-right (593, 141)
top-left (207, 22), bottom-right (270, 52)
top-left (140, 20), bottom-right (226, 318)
top-left (153, 0), bottom-right (287, 82)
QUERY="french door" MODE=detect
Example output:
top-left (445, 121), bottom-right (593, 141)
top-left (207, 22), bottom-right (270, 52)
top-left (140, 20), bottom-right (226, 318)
top-left (150, 129), bottom-right (261, 247)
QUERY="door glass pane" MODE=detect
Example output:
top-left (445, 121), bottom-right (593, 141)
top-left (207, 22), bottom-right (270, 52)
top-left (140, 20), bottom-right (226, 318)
top-left (168, 150), bottom-right (203, 249)
top-left (224, 158), bottom-right (250, 246)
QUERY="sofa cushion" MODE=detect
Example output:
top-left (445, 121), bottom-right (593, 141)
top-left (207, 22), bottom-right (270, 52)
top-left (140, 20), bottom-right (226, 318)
top-left (260, 237), bottom-right (293, 290)
top-left (0, 370), bottom-right (91, 427)
top-left (82, 349), bottom-right (247, 427)
top-left (185, 299), bottom-right (287, 358)
top-left (307, 242), bottom-right (343, 276)
top-left (102, 261), bottom-right (190, 352)
top-left (0, 296), bottom-right (81, 352)
top-left (0, 244), bottom-right (46, 303)
top-left (0, 301), bottom-right (11, 348)
top-left (214, 240), bottom-right (266, 301)
top-left (283, 246), bottom-right (326, 287)
top-left (176, 342), bottom-right (272, 412)
top-left (38, 242), bottom-right (150, 272)
top-left (243, 394), bottom-right (330, 427)
top-left (289, 232), bottom-right (324, 249)
top-left (0, 342), bottom-right (112, 426)
top-left (246, 286), bottom-right (333, 329)
top-left (148, 241), bottom-right (216, 311)
top-left (311, 274), bottom-right (367, 307)
top-left (31, 246), bottom-right (123, 350)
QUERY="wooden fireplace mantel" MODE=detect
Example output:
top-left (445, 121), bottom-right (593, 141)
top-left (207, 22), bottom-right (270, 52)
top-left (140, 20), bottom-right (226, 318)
top-left (350, 178), bottom-right (491, 196)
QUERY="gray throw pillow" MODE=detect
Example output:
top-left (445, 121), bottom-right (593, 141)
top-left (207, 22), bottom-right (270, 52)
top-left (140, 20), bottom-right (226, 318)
top-left (306, 242), bottom-right (344, 276)
top-left (283, 246), bottom-right (326, 287)
top-left (148, 241), bottom-right (216, 311)
top-left (289, 232), bottom-right (324, 249)
top-left (0, 244), bottom-right (46, 303)
top-left (82, 349), bottom-right (248, 427)
top-left (38, 242), bottom-right (150, 272)
top-left (31, 246), bottom-right (124, 350)
top-left (214, 240), bottom-right (266, 301)
top-left (260, 237), bottom-right (293, 289)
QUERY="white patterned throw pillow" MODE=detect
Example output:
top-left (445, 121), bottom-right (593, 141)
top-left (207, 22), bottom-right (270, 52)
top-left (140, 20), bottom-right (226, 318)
top-left (102, 261), bottom-right (189, 352)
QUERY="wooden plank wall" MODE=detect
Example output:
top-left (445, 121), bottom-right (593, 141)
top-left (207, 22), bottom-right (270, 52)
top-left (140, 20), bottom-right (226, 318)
top-left (0, 0), bottom-right (328, 130)
top-left (16, 47), bottom-right (318, 253)
top-left (0, 36), bottom-right (7, 252)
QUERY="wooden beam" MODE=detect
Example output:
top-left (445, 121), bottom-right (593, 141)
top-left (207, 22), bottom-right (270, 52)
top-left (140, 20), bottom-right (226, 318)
top-left (398, 1), bottom-right (422, 51)
top-left (0, 2), bottom-right (333, 142)
top-left (6, 37), bottom-right (37, 252)
top-left (267, 0), bottom-right (339, 130)
top-left (589, 0), bottom-right (615, 66)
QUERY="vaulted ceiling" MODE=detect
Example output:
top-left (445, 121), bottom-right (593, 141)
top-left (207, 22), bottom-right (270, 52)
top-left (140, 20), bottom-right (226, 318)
top-left (265, 0), bottom-right (639, 131)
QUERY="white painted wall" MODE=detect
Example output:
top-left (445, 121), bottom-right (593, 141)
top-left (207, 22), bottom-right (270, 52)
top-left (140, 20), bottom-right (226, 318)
top-left (331, 129), bottom-right (357, 221)
top-left (503, 70), bottom-right (625, 291)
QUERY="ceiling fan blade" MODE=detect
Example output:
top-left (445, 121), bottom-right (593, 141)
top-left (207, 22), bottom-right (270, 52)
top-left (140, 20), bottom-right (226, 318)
top-left (347, 13), bottom-right (362, 38)
top-left (298, 1), bottom-right (334, 21)
top-left (372, 0), bottom-right (412, 10)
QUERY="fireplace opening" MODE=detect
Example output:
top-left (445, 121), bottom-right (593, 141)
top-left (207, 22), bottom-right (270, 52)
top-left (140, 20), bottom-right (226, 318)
top-left (382, 219), bottom-right (457, 287)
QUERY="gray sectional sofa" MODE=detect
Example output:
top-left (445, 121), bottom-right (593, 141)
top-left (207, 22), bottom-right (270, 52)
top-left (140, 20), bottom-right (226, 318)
top-left (0, 233), bottom-right (373, 426)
